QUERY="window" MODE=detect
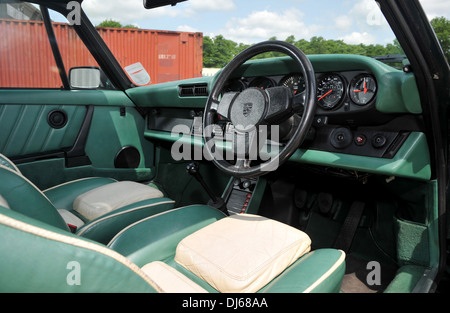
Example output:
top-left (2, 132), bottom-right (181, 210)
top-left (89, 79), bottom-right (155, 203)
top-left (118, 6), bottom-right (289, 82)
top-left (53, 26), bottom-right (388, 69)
top-left (0, 2), bottom-right (62, 88)
top-left (0, 1), bottom-right (114, 89)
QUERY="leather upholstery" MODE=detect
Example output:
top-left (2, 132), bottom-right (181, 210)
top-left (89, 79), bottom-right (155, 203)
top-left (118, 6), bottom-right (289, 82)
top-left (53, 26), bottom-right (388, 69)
top-left (0, 153), bottom-right (175, 244)
top-left (0, 204), bottom-right (345, 293)
top-left (0, 163), bottom-right (69, 230)
top-left (73, 181), bottom-right (164, 221)
top-left (141, 261), bottom-right (208, 293)
top-left (0, 154), bottom-right (21, 173)
top-left (109, 205), bottom-right (346, 293)
top-left (107, 205), bottom-right (227, 265)
top-left (175, 214), bottom-right (312, 293)
top-left (0, 206), bottom-right (159, 292)
top-left (43, 177), bottom-right (118, 213)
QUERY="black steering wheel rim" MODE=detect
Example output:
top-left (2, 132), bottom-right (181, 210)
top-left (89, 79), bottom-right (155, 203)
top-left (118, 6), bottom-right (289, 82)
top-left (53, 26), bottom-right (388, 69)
top-left (203, 40), bottom-right (316, 178)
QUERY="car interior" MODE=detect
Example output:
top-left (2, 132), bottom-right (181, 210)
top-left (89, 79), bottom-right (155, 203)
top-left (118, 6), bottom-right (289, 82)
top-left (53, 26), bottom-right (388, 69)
top-left (0, 0), bottom-right (447, 294)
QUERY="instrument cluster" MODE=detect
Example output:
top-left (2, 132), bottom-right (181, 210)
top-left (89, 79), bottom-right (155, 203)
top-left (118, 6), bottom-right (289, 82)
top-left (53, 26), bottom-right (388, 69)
top-left (224, 71), bottom-right (378, 114)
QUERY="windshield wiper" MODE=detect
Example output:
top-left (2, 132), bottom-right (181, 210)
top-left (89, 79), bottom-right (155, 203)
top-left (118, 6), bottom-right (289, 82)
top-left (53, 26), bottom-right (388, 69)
top-left (373, 54), bottom-right (407, 63)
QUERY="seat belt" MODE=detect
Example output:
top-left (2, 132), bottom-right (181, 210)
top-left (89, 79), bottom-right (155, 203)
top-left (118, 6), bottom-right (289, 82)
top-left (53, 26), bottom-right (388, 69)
top-left (333, 201), bottom-right (365, 253)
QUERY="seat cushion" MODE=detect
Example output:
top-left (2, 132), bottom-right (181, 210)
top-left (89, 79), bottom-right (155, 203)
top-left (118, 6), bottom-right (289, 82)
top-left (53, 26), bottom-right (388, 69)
top-left (73, 181), bottom-right (164, 221)
top-left (141, 261), bottom-right (207, 293)
top-left (44, 177), bottom-right (117, 213)
top-left (58, 209), bottom-right (85, 229)
top-left (175, 214), bottom-right (311, 293)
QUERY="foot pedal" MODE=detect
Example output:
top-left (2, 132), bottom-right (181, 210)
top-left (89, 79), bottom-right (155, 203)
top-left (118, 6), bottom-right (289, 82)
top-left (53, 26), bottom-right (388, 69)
top-left (333, 201), bottom-right (365, 253)
top-left (317, 193), bottom-right (333, 215)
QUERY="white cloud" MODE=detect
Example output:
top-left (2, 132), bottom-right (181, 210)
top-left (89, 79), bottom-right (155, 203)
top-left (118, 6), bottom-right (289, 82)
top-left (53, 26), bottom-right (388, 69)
top-left (186, 0), bottom-right (236, 13)
top-left (339, 31), bottom-right (377, 45)
top-left (334, 15), bottom-right (353, 31)
top-left (82, 0), bottom-right (182, 25)
top-left (349, 0), bottom-right (390, 29)
top-left (419, 0), bottom-right (450, 19)
top-left (220, 9), bottom-right (321, 44)
top-left (177, 25), bottom-right (199, 32)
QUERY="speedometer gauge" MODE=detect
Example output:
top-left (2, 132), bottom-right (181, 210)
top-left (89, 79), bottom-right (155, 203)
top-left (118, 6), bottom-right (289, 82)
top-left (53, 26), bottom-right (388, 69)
top-left (279, 74), bottom-right (306, 95)
top-left (317, 73), bottom-right (345, 110)
top-left (249, 77), bottom-right (275, 89)
top-left (349, 74), bottom-right (377, 106)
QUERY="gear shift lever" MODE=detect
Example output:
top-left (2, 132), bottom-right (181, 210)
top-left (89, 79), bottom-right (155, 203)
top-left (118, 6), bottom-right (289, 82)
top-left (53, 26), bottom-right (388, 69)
top-left (186, 162), bottom-right (228, 215)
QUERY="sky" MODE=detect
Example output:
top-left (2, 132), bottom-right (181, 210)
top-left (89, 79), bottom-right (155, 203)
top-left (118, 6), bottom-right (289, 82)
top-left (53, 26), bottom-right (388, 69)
top-left (80, 0), bottom-right (450, 46)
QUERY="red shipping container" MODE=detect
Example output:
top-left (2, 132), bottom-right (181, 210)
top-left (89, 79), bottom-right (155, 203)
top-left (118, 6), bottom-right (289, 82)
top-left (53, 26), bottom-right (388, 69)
top-left (0, 18), bottom-right (203, 88)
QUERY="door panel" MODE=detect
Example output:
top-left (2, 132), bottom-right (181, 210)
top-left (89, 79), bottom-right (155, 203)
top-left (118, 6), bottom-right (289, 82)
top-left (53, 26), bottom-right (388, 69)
top-left (0, 90), bottom-right (155, 189)
top-left (0, 104), bottom-right (85, 157)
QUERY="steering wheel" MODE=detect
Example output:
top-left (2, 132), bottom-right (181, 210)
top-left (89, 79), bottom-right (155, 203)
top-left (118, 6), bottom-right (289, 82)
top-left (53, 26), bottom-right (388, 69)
top-left (203, 40), bottom-right (316, 178)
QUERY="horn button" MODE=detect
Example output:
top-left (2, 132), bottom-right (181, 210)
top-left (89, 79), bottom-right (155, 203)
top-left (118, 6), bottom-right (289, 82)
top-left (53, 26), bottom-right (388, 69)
top-left (229, 88), bottom-right (268, 132)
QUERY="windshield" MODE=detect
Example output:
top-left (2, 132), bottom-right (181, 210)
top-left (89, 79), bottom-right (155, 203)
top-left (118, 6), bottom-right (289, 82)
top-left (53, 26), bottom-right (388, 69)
top-left (78, 0), bottom-right (449, 84)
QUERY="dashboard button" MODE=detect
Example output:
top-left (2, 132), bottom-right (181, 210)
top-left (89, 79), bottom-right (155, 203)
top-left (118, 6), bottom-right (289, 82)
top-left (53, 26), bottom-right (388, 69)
top-left (330, 127), bottom-right (352, 149)
top-left (372, 134), bottom-right (387, 148)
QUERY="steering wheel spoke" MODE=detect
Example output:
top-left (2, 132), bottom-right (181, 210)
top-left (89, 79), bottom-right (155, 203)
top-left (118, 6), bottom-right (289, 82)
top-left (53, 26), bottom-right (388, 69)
top-left (293, 90), bottom-right (306, 112)
top-left (263, 86), bottom-right (294, 124)
top-left (203, 40), bottom-right (316, 178)
top-left (233, 158), bottom-right (252, 171)
top-left (216, 92), bottom-right (239, 119)
top-left (232, 127), bottom-right (259, 160)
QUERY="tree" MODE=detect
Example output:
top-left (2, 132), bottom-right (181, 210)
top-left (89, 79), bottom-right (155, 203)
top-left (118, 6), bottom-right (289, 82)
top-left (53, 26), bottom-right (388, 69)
top-left (430, 16), bottom-right (450, 61)
top-left (202, 34), bottom-right (423, 67)
top-left (203, 35), bottom-right (240, 68)
top-left (96, 19), bottom-right (139, 29)
top-left (97, 19), bottom-right (123, 28)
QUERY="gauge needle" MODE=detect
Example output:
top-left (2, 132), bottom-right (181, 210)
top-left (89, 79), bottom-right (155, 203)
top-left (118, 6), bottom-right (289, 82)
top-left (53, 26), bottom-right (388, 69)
top-left (364, 79), bottom-right (368, 94)
top-left (353, 89), bottom-right (361, 92)
top-left (318, 90), bottom-right (332, 101)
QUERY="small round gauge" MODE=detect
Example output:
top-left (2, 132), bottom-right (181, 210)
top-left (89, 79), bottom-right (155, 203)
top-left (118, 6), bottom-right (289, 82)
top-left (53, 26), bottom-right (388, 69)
top-left (317, 73), bottom-right (345, 110)
top-left (279, 73), bottom-right (306, 95)
top-left (249, 77), bottom-right (275, 89)
top-left (349, 74), bottom-right (377, 106)
top-left (224, 78), bottom-right (247, 93)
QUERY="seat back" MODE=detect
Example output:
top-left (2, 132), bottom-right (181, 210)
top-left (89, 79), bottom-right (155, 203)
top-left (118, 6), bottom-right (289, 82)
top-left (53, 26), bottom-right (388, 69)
top-left (0, 206), bottom-right (158, 292)
top-left (0, 154), bottom-right (21, 173)
top-left (0, 159), bottom-right (68, 230)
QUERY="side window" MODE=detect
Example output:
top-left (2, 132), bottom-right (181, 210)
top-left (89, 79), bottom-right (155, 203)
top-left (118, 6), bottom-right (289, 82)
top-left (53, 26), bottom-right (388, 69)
top-left (0, 2), bottom-right (62, 88)
top-left (49, 8), bottom-right (116, 89)
top-left (0, 1), bottom-right (114, 89)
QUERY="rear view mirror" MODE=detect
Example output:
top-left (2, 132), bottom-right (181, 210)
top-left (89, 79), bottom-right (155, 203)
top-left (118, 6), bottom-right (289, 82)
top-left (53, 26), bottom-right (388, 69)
top-left (69, 67), bottom-right (101, 89)
top-left (143, 0), bottom-right (187, 9)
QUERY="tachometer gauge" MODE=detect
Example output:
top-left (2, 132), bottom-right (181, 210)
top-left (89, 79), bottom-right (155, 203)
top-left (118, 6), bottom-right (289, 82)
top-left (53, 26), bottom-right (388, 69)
top-left (249, 77), bottom-right (275, 89)
top-left (279, 73), bottom-right (306, 95)
top-left (317, 73), bottom-right (345, 110)
top-left (349, 74), bottom-right (377, 106)
top-left (224, 78), bottom-right (247, 93)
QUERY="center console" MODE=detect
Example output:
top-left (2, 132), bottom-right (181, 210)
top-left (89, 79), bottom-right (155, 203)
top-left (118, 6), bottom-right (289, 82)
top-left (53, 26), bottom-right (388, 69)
top-left (224, 178), bottom-right (258, 215)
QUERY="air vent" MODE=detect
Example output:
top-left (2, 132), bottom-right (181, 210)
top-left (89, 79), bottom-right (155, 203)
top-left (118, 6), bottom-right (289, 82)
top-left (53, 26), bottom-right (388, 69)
top-left (179, 84), bottom-right (208, 97)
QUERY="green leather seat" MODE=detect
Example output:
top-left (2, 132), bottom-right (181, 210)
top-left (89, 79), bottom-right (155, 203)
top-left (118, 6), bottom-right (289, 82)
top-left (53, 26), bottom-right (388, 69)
top-left (0, 153), bottom-right (175, 244)
top-left (0, 204), bottom-right (345, 292)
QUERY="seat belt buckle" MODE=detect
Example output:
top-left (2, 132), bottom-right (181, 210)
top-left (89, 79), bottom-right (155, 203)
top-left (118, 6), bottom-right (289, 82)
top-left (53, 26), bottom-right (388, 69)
top-left (67, 224), bottom-right (77, 234)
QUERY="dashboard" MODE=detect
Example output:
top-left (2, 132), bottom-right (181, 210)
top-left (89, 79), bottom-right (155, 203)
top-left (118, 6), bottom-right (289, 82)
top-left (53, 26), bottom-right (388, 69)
top-left (222, 69), bottom-right (413, 159)
top-left (136, 54), bottom-right (431, 181)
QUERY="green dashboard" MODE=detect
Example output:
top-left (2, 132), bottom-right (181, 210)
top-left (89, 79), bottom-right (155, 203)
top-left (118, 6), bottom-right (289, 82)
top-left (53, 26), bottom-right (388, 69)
top-left (127, 54), bottom-right (430, 181)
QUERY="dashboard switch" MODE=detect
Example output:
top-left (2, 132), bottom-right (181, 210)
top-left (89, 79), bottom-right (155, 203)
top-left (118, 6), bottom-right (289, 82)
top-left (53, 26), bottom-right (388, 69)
top-left (372, 134), bottom-right (387, 148)
top-left (330, 127), bottom-right (352, 149)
